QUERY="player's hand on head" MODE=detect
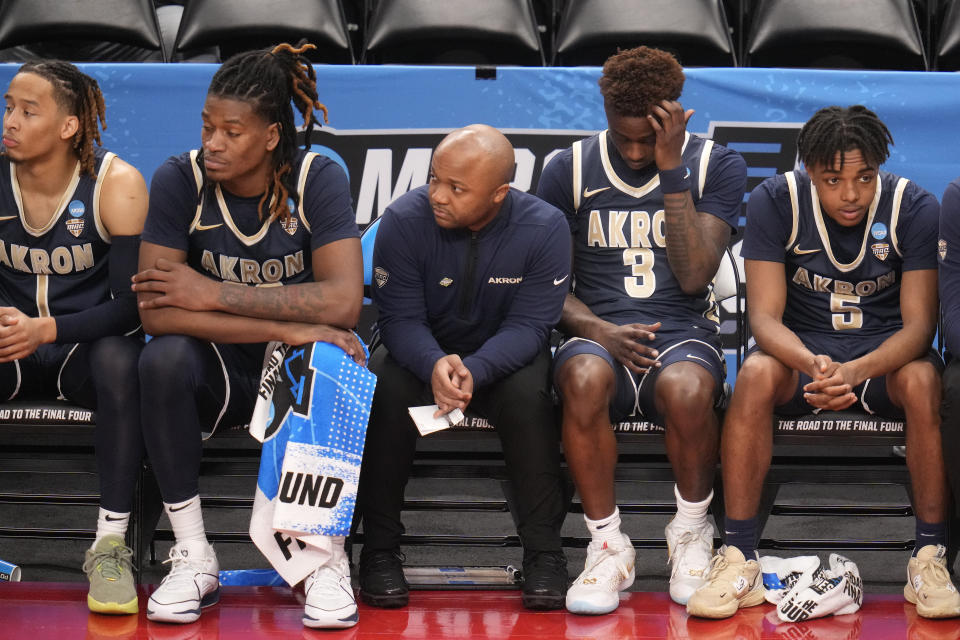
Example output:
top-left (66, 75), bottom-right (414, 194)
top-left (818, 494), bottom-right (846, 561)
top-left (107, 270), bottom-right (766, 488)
top-left (648, 100), bottom-right (694, 171)
top-left (283, 323), bottom-right (366, 365)
top-left (597, 321), bottom-right (662, 375)
top-left (132, 258), bottom-right (220, 312)
top-left (0, 307), bottom-right (53, 361)
top-left (432, 354), bottom-right (472, 417)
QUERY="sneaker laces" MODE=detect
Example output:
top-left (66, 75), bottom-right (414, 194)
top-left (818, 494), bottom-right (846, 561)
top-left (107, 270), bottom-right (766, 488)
top-left (703, 551), bottom-right (731, 585)
top-left (308, 565), bottom-right (349, 598)
top-left (159, 545), bottom-right (211, 589)
top-left (583, 540), bottom-right (629, 578)
top-left (83, 544), bottom-right (135, 580)
top-left (666, 529), bottom-right (711, 580)
top-left (919, 554), bottom-right (953, 590)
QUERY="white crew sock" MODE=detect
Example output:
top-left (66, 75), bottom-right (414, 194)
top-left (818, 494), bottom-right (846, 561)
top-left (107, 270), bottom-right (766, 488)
top-left (673, 484), bottom-right (713, 529)
top-left (93, 507), bottom-right (129, 548)
top-left (164, 495), bottom-right (208, 545)
top-left (585, 507), bottom-right (624, 546)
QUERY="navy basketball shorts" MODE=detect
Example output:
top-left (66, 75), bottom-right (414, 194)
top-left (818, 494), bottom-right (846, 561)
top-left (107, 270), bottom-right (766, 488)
top-left (751, 336), bottom-right (944, 418)
top-left (203, 340), bottom-right (265, 438)
top-left (0, 342), bottom-right (82, 401)
top-left (553, 327), bottom-right (726, 423)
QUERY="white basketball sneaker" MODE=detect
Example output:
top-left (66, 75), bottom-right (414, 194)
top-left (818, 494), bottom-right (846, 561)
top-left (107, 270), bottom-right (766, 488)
top-left (566, 532), bottom-right (635, 615)
top-left (303, 545), bottom-right (359, 629)
top-left (147, 540), bottom-right (220, 624)
top-left (665, 517), bottom-right (715, 605)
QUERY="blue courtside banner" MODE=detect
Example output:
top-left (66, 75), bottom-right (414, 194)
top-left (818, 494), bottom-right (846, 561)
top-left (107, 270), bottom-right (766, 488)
top-left (3, 63), bottom-right (956, 380)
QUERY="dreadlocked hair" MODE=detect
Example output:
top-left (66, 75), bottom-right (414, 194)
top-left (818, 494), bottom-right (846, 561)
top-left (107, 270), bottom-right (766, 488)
top-left (598, 46), bottom-right (685, 118)
top-left (797, 105), bottom-right (893, 171)
top-left (15, 61), bottom-right (106, 178)
top-left (204, 42), bottom-right (328, 223)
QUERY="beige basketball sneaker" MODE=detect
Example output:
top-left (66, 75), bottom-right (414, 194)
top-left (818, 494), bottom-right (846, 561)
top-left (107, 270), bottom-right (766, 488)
top-left (905, 545), bottom-right (960, 619)
top-left (686, 545), bottom-right (765, 619)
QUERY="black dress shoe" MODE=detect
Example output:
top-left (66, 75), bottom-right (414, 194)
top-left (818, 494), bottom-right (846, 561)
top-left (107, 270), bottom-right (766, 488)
top-left (522, 551), bottom-right (568, 610)
top-left (359, 549), bottom-right (409, 608)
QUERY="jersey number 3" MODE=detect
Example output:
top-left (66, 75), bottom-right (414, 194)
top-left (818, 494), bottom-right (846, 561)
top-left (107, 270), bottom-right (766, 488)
top-left (623, 248), bottom-right (656, 298)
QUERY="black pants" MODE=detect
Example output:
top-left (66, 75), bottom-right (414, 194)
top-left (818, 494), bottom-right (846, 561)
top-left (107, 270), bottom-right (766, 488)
top-left (941, 357), bottom-right (960, 510)
top-left (357, 346), bottom-right (566, 555)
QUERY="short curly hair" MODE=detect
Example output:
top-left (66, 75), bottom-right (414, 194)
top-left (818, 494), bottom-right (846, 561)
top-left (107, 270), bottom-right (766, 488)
top-left (599, 46), bottom-right (685, 118)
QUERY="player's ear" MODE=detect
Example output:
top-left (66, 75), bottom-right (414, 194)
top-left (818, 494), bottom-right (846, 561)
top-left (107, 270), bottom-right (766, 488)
top-left (492, 183), bottom-right (510, 204)
top-left (59, 115), bottom-right (79, 142)
top-left (265, 122), bottom-right (280, 152)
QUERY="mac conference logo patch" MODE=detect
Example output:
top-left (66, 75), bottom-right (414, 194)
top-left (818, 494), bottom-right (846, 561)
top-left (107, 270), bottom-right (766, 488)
top-left (871, 243), bottom-right (889, 261)
top-left (374, 266), bottom-right (389, 288)
top-left (65, 199), bottom-right (85, 237)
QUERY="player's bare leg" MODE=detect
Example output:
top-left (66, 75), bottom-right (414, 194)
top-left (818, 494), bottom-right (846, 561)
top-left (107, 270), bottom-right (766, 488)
top-left (656, 362), bottom-right (719, 604)
top-left (687, 352), bottom-right (794, 618)
top-left (557, 354), bottom-right (635, 614)
top-left (888, 359), bottom-right (958, 617)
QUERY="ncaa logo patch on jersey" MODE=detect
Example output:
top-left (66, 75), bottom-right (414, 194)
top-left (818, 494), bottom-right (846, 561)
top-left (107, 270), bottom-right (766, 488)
top-left (871, 242), bottom-right (889, 261)
top-left (940, 238), bottom-right (948, 261)
top-left (871, 222), bottom-right (888, 240)
top-left (65, 199), bottom-right (85, 237)
top-left (374, 266), bottom-right (389, 288)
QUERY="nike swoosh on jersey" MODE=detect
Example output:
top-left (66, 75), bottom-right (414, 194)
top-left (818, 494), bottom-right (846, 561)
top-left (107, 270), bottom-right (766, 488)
top-left (792, 246), bottom-right (821, 255)
top-left (194, 222), bottom-right (224, 231)
top-left (582, 186), bottom-right (610, 198)
top-left (553, 274), bottom-right (569, 286)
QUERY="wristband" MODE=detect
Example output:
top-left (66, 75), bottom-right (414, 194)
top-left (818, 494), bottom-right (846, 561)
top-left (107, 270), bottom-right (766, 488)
top-left (659, 165), bottom-right (692, 194)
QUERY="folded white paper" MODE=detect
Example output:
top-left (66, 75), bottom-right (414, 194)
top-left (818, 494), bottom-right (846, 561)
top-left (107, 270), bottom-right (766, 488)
top-left (408, 405), bottom-right (465, 436)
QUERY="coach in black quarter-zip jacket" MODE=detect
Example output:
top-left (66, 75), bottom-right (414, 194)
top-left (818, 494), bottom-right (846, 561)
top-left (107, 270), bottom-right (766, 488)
top-left (356, 124), bottom-right (572, 611)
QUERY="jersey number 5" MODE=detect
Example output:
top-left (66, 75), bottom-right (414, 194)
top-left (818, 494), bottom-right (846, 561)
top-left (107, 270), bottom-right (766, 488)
top-left (831, 293), bottom-right (863, 330)
top-left (623, 248), bottom-right (656, 298)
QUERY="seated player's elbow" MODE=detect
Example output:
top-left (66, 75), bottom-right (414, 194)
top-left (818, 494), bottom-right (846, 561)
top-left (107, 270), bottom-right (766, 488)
top-left (138, 308), bottom-right (169, 337)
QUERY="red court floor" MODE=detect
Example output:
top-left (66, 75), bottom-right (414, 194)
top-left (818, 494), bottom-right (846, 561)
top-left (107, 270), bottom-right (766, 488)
top-left (0, 582), bottom-right (956, 639)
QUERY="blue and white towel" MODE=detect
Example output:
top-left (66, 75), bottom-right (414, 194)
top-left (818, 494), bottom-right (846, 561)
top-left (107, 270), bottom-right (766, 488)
top-left (248, 340), bottom-right (375, 586)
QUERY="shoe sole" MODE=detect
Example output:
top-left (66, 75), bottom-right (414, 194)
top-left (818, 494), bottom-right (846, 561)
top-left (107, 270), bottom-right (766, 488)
top-left (566, 568), bottom-right (635, 615)
top-left (360, 589), bottom-right (409, 608)
top-left (87, 593), bottom-right (138, 615)
top-left (146, 587), bottom-right (220, 624)
top-left (904, 584), bottom-right (960, 618)
top-left (687, 586), bottom-right (765, 619)
top-left (303, 608), bottom-right (359, 628)
top-left (521, 593), bottom-right (566, 610)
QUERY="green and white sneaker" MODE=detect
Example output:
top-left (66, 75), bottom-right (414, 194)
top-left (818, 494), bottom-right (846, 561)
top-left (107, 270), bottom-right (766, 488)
top-left (84, 534), bottom-right (138, 614)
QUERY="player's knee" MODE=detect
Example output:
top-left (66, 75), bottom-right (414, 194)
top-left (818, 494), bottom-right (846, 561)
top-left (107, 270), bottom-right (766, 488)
top-left (556, 356), bottom-right (614, 408)
top-left (894, 360), bottom-right (941, 412)
top-left (736, 352), bottom-right (788, 395)
top-left (89, 336), bottom-right (140, 386)
top-left (138, 335), bottom-right (203, 388)
top-left (656, 365), bottom-right (715, 422)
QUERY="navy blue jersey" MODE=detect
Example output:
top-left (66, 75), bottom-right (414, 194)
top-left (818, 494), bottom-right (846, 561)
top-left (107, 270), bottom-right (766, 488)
top-left (537, 131), bottom-right (746, 332)
top-left (143, 149), bottom-right (358, 362)
top-left (938, 178), bottom-right (960, 355)
top-left (743, 170), bottom-right (938, 351)
top-left (144, 149), bottom-right (357, 287)
top-left (0, 147), bottom-right (115, 317)
top-left (372, 186), bottom-right (571, 388)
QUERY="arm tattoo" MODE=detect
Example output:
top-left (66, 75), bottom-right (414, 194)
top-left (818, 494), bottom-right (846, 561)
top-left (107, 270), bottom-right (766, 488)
top-left (219, 282), bottom-right (324, 323)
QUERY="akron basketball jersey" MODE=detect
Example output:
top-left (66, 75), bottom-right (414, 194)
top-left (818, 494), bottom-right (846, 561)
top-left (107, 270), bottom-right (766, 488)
top-left (568, 130), bottom-right (720, 332)
top-left (771, 170), bottom-right (918, 341)
top-left (182, 149), bottom-right (318, 287)
top-left (0, 147), bottom-right (114, 317)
